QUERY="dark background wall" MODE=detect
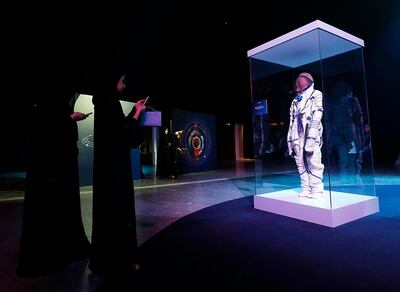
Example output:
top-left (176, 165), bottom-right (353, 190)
top-left (1, 0), bottom-right (399, 172)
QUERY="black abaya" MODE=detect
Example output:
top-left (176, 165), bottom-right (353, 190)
top-left (17, 99), bottom-right (91, 277)
top-left (89, 87), bottom-right (144, 276)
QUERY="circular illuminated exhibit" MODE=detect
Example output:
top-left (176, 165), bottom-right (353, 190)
top-left (81, 134), bottom-right (94, 147)
top-left (183, 123), bottom-right (210, 162)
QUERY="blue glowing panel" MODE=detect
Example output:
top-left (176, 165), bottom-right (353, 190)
top-left (319, 29), bottom-right (361, 59)
top-left (251, 29), bottom-right (361, 68)
top-left (74, 94), bottom-right (94, 186)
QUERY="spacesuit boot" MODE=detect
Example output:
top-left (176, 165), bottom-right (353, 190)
top-left (308, 147), bottom-right (324, 199)
top-left (309, 181), bottom-right (324, 199)
top-left (299, 172), bottom-right (311, 197)
top-left (293, 146), bottom-right (312, 198)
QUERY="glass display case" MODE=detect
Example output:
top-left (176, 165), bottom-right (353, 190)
top-left (248, 20), bottom-right (379, 227)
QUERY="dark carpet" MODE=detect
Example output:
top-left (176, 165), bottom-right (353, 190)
top-left (134, 185), bottom-right (400, 291)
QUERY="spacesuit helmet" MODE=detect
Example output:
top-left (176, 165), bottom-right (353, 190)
top-left (294, 72), bottom-right (314, 95)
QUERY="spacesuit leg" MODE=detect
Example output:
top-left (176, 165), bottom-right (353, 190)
top-left (308, 145), bottom-right (324, 197)
top-left (294, 146), bottom-right (311, 197)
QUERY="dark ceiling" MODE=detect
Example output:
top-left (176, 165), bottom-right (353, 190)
top-left (1, 0), bottom-right (399, 166)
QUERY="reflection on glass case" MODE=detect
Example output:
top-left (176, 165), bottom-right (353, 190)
top-left (248, 20), bottom-right (379, 227)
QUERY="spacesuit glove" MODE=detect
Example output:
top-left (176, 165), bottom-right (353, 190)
top-left (304, 138), bottom-right (315, 156)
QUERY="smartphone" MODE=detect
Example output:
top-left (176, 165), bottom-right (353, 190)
top-left (143, 96), bottom-right (150, 106)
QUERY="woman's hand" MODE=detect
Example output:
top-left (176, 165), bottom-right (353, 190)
top-left (133, 99), bottom-right (147, 120)
top-left (70, 112), bottom-right (90, 121)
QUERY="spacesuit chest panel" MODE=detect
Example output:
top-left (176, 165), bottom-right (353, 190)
top-left (295, 97), bottom-right (313, 128)
top-left (288, 88), bottom-right (321, 146)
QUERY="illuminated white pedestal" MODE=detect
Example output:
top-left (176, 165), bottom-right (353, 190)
top-left (254, 190), bottom-right (379, 227)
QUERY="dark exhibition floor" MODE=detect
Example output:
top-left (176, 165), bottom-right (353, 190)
top-left (1, 161), bottom-right (400, 291)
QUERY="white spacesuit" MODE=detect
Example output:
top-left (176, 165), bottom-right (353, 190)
top-left (287, 73), bottom-right (324, 198)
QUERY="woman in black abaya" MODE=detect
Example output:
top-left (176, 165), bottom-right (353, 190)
top-left (17, 88), bottom-right (91, 277)
top-left (89, 72), bottom-right (146, 276)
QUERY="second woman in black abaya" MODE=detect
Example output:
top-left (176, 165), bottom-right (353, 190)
top-left (89, 73), bottom-right (146, 276)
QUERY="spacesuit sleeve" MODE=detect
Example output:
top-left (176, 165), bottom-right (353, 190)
top-left (287, 101), bottom-right (294, 150)
top-left (307, 91), bottom-right (323, 139)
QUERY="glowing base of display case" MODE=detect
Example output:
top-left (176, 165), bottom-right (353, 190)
top-left (254, 190), bottom-right (379, 227)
